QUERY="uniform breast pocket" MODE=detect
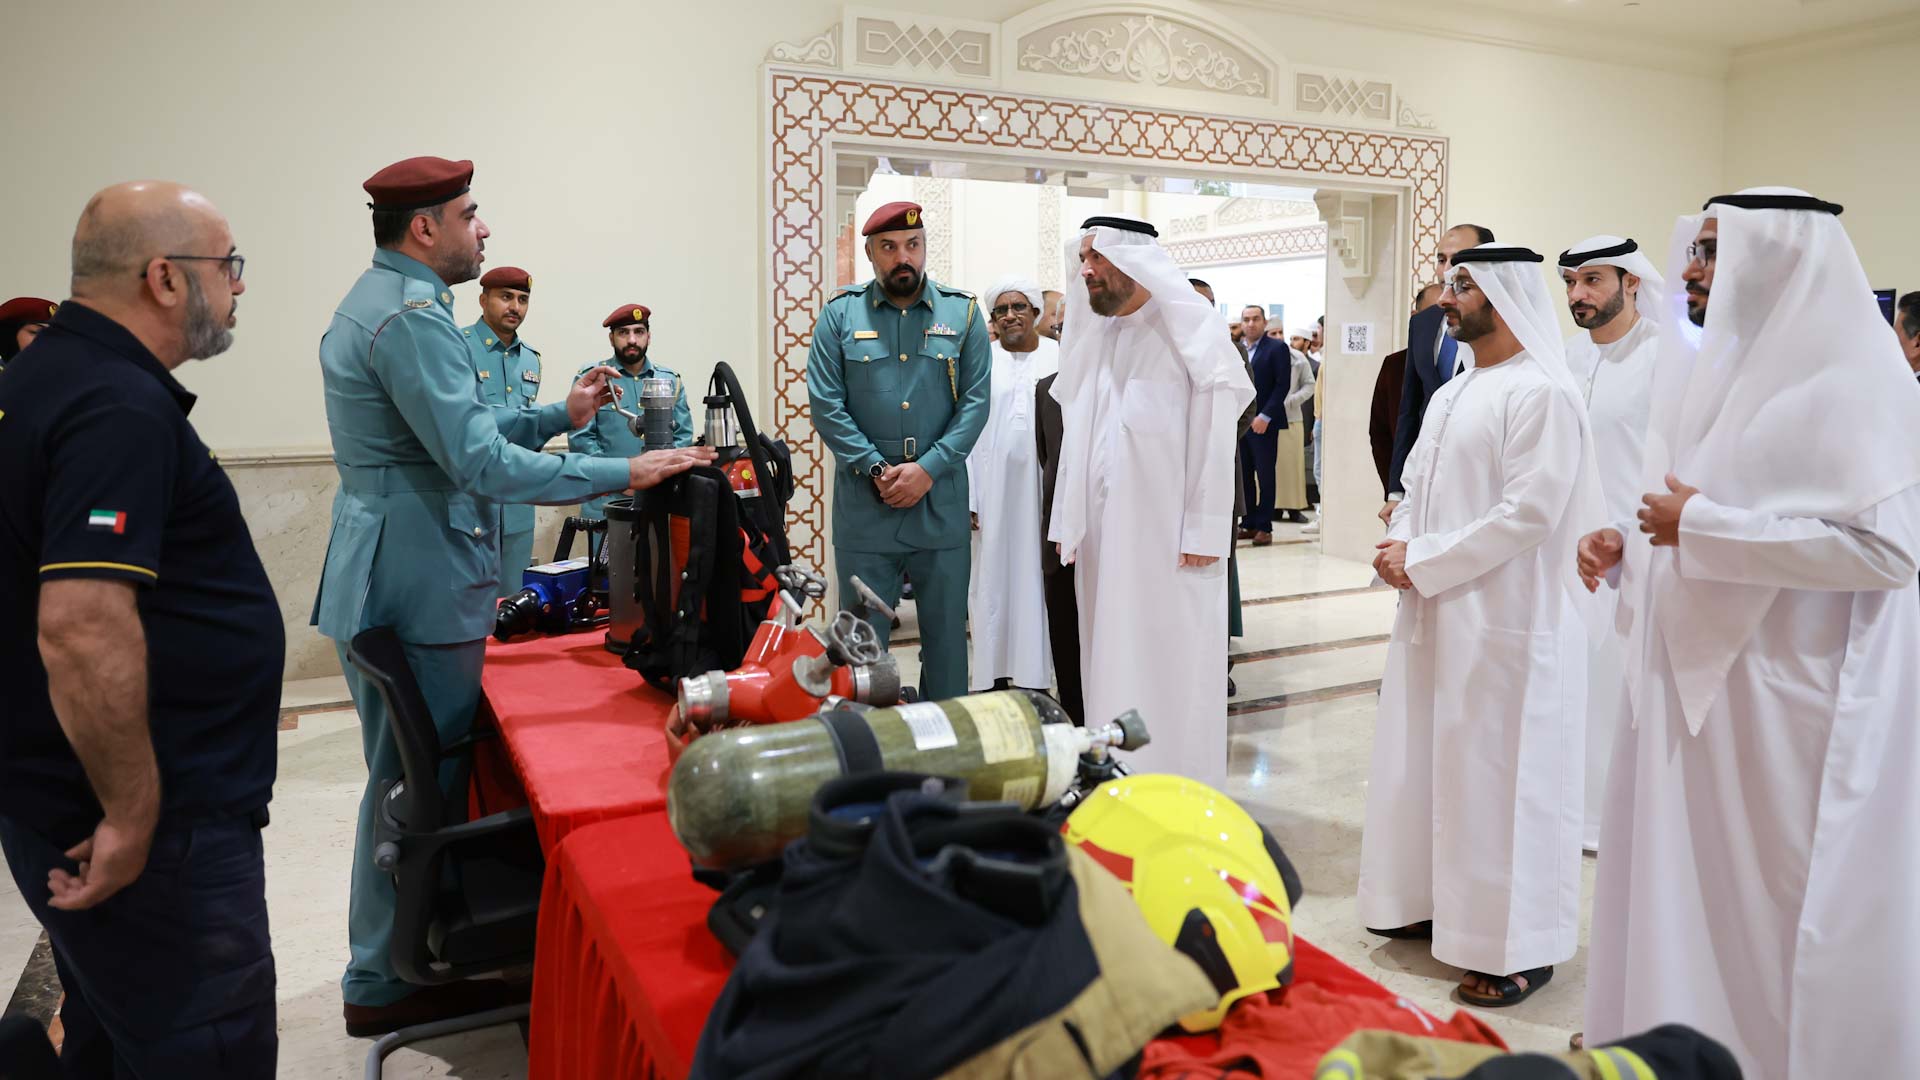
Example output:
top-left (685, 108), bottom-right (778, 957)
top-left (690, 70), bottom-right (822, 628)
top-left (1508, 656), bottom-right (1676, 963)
top-left (844, 343), bottom-right (900, 394)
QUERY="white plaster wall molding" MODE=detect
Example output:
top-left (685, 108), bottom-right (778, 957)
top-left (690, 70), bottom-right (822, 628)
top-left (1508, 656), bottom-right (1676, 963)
top-left (767, 24), bottom-right (840, 68)
top-left (1295, 71), bottom-right (1392, 122)
top-left (1002, 0), bottom-right (1285, 112)
top-left (1037, 185), bottom-right (1065, 290)
top-left (1315, 190), bottom-right (1390, 296)
top-left (845, 7), bottom-right (998, 81)
top-left (911, 175), bottom-right (957, 282)
top-left (1214, 195), bottom-right (1319, 229)
top-left (763, 66), bottom-right (1447, 571)
top-left (1164, 224), bottom-right (1328, 267)
top-left (1395, 97), bottom-right (1437, 131)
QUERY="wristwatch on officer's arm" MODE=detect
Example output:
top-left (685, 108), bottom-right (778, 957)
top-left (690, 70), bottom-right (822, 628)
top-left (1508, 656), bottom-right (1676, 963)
top-left (868, 461), bottom-right (887, 479)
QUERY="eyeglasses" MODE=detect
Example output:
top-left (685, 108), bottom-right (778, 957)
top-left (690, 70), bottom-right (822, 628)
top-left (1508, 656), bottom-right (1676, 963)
top-left (144, 254), bottom-right (246, 283)
top-left (1442, 278), bottom-right (1478, 298)
top-left (989, 302), bottom-right (1033, 318)
top-left (1685, 243), bottom-right (1716, 268)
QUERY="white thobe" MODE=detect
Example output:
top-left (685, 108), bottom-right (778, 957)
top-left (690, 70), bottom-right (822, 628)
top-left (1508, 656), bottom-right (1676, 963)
top-left (966, 339), bottom-right (1059, 690)
top-left (1565, 315), bottom-right (1660, 849)
top-left (1072, 305), bottom-right (1242, 786)
top-left (1586, 486), bottom-right (1920, 1080)
top-left (1358, 352), bottom-right (1588, 977)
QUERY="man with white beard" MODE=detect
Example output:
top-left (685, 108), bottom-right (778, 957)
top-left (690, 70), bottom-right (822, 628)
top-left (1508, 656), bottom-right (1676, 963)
top-left (967, 276), bottom-right (1058, 693)
top-left (1579, 189), bottom-right (1920, 1079)
top-left (1558, 235), bottom-right (1663, 853)
top-left (1048, 216), bottom-right (1252, 782)
top-left (1359, 245), bottom-right (1603, 1009)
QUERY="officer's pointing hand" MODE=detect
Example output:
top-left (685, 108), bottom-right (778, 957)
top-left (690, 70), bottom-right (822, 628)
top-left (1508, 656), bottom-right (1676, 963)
top-left (629, 447), bottom-right (715, 490)
top-left (568, 365), bottom-right (625, 429)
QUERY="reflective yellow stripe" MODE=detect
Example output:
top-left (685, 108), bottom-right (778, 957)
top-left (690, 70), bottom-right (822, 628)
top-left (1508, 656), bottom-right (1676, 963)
top-left (40, 561), bottom-right (158, 580)
top-left (1315, 1047), bottom-right (1362, 1080)
top-left (1589, 1050), bottom-right (1625, 1080)
top-left (1607, 1047), bottom-right (1658, 1080)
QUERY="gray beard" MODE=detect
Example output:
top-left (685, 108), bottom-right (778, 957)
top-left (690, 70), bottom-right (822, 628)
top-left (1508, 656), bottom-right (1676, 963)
top-left (182, 272), bottom-right (234, 360)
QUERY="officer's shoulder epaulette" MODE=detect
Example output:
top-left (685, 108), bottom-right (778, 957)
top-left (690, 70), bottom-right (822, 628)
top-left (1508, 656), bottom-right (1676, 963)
top-left (649, 361), bottom-right (680, 375)
top-left (827, 284), bottom-right (865, 302)
top-left (575, 360), bottom-right (603, 375)
top-left (527, 346), bottom-right (540, 358)
top-left (934, 283), bottom-right (975, 300)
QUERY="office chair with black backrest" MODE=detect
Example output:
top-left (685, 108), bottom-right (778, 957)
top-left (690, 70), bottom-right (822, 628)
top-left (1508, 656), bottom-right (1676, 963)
top-left (345, 627), bottom-right (545, 1079)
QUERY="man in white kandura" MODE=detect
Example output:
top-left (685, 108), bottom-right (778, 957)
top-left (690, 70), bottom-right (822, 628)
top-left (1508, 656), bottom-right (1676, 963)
top-left (1579, 188), bottom-right (1920, 1079)
top-left (967, 275), bottom-right (1059, 693)
top-left (1360, 244), bottom-right (1604, 1010)
top-left (1557, 234), bottom-right (1663, 853)
top-left (1049, 216), bottom-right (1252, 782)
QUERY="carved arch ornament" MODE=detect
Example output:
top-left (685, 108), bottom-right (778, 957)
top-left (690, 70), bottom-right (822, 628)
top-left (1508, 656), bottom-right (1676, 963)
top-left (759, 62), bottom-right (1449, 571)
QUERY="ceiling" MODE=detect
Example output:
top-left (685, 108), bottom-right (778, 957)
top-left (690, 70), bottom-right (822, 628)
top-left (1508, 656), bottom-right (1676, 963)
top-left (1234, 0), bottom-right (1920, 55)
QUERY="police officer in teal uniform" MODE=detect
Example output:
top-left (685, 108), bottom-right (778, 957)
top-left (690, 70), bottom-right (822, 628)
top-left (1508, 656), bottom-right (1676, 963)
top-left (567, 302), bottom-right (693, 519)
top-left (462, 265), bottom-right (543, 595)
top-left (313, 156), bottom-right (710, 1035)
top-left (805, 200), bottom-right (989, 700)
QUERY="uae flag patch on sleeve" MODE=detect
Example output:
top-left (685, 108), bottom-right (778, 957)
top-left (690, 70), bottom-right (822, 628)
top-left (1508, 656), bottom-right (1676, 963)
top-left (87, 509), bottom-right (127, 534)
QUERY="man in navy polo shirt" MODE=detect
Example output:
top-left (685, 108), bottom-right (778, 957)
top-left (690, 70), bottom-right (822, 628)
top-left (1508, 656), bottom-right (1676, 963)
top-left (0, 181), bottom-right (279, 1077)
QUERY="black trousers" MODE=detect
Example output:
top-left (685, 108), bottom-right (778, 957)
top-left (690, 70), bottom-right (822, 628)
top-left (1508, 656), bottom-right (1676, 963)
top-left (0, 813), bottom-right (277, 1079)
top-left (1042, 567), bottom-right (1085, 725)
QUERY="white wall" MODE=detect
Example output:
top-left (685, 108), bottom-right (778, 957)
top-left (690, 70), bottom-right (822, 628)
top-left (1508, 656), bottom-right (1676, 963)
top-left (0, 0), bottom-right (1738, 676)
top-left (1724, 35), bottom-right (1920, 292)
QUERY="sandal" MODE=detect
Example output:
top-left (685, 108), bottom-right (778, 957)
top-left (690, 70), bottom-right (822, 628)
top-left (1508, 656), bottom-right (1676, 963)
top-left (1365, 920), bottom-right (1433, 940)
top-left (1458, 966), bottom-right (1553, 1008)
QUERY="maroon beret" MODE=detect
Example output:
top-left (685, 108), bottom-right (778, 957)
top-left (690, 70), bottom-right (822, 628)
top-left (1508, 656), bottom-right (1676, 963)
top-left (363, 156), bottom-right (474, 212)
top-left (861, 201), bottom-right (924, 236)
top-left (479, 266), bottom-right (531, 292)
top-left (0, 296), bottom-right (57, 332)
top-left (602, 303), bottom-right (651, 328)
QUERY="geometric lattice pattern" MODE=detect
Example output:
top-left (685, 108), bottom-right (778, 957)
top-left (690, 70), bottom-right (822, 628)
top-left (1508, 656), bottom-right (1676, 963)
top-left (855, 19), bottom-right (992, 78)
top-left (1296, 74), bottom-right (1392, 121)
top-left (1164, 224), bottom-right (1329, 268)
top-left (768, 69), bottom-right (1449, 572)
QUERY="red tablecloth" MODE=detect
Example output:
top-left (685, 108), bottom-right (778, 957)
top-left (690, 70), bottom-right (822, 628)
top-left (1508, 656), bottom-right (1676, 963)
top-left (479, 631), bottom-right (677, 851)
top-left (529, 811), bottom-right (730, 1080)
top-left (525, 810), bottom-right (1433, 1080)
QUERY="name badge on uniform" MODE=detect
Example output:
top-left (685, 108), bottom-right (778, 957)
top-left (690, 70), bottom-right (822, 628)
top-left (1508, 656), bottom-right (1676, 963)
top-left (522, 370), bottom-right (540, 384)
top-left (927, 324), bottom-right (956, 337)
top-left (853, 330), bottom-right (879, 340)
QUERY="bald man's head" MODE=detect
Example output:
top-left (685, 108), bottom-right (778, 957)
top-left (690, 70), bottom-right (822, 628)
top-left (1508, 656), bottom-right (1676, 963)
top-left (70, 181), bottom-right (244, 366)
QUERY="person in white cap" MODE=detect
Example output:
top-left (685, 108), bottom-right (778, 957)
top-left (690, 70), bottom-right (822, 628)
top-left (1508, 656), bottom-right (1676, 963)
top-left (1048, 216), bottom-right (1253, 781)
top-left (1579, 189), bottom-right (1920, 1079)
top-left (1557, 235), bottom-right (1664, 852)
top-left (966, 275), bottom-right (1058, 694)
top-left (1359, 244), bottom-right (1605, 1010)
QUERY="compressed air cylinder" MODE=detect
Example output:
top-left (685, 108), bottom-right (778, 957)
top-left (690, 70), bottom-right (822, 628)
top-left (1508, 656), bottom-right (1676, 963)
top-left (641, 376), bottom-right (677, 451)
top-left (668, 690), bottom-right (1082, 870)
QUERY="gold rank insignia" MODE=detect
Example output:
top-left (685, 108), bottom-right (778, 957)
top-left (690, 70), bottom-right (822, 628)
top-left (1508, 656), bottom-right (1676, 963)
top-left (905, 209), bottom-right (919, 226)
top-left (440, 291), bottom-right (452, 304)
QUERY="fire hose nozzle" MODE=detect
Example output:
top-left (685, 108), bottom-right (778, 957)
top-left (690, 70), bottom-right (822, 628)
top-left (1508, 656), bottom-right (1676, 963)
top-left (679, 670), bottom-right (731, 728)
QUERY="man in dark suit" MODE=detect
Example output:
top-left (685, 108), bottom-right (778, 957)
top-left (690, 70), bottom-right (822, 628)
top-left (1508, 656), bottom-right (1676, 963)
top-left (1897, 292), bottom-right (1920, 380)
top-left (1236, 305), bottom-right (1293, 545)
top-left (1370, 284), bottom-right (1443, 494)
top-left (1379, 225), bottom-right (1494, 525)
top-left (1034, 369), bottom-right (1084, 723)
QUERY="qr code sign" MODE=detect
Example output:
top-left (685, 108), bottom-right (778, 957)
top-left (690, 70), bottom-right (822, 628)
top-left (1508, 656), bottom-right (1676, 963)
top-left (1341, 323), bottom-right (1374, 355)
